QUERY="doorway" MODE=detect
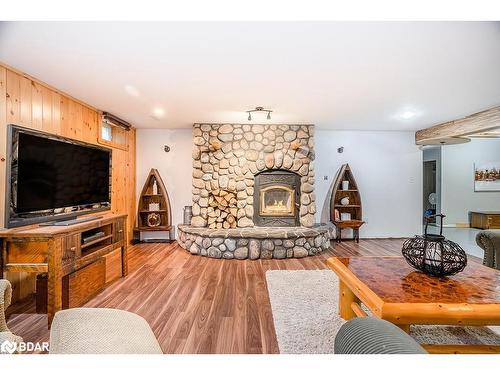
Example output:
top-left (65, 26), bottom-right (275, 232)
top-left (423, 160), bottom-right (437, 224)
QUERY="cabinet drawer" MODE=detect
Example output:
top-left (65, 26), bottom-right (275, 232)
top-left (62, 258), bottom-right (105, 309)
top-left (104, 248), bottom-right (123, 284)
top-left (6, 241), bottom-right (49, 264)
top-left (488, 215), bottom-right (500, 229)
top-left (114, 219), bottom-right (125, 242)
top-left (62, 234), bottom-right (80, 265)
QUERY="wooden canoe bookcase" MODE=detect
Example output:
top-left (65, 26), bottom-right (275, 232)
top-left (330, 164), bottom-right (365, 242)
top-left (134, 169), bottom-right (173, 242)
top-left (0, 213), bottom-right (127, 327)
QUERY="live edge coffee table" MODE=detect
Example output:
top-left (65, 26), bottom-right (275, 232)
top-left (327, 256), bottom-right (500, 354)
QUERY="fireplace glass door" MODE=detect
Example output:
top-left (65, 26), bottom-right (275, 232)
top-left (260, 186), bottom-right (295, 217)
top-left (254, 170), bottom-right (300, 227)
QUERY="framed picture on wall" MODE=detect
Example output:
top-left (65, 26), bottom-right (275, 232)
top-left (474, 162), bottom-right (500, 192)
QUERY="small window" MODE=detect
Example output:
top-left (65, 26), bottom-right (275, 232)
top-left (101, 122), bottom-right (113, 142)
top-left (98, 119), bottom-right (128, 150)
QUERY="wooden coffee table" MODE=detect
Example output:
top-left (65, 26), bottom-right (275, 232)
top-left (327, 256), bottom-right (500, 354)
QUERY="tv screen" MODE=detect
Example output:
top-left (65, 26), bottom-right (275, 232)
top-left (6, 125), bottom-right (111, 226)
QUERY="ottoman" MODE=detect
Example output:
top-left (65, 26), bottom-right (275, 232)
top-left (49, 308), bottom-right (162, 354)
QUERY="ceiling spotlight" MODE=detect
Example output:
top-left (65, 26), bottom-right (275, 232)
top-left (246, 106), bottom-right (273, 121)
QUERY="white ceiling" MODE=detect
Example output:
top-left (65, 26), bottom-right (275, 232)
top-left (1, 21), bottom-right (500, 130)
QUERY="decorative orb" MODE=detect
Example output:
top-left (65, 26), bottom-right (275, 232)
top-left (147, 213), bottom-right (161, 227)
top-left (402, 214), bottom-right (467, 277)
top-left (340, 197), bottom-right (350, 206)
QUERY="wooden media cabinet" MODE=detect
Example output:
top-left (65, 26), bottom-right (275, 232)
top-left (0, 213), bottom-right (128, 327)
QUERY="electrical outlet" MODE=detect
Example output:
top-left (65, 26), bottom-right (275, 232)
top-left (324, 176), bottom-right (328, 180)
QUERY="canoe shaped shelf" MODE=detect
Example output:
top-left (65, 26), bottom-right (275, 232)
top-left (330, 163), bottom-right (365, 242)
top-left (133, 168), bottom-right (173, 242)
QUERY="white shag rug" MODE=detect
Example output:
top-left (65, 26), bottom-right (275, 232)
top-left (265, 270), bottom-right (500, 354)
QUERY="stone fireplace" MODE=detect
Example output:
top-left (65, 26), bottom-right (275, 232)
top-left (177, 123), bottom-right (331, 259)
top-left (189, 123), bottom-right (316, 228)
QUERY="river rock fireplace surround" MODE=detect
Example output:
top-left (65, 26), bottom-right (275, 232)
top-left (177, 123), bottom-right (330, 259)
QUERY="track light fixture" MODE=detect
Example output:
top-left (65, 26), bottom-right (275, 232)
top-left (246, 106), bottom-right (273, 121)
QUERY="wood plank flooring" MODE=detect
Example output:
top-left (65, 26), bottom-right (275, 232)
top-left (6, 239), bottom-right (406, 353)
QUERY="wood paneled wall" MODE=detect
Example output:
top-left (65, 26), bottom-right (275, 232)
top-left (0, 64), bottom-right (136, 301)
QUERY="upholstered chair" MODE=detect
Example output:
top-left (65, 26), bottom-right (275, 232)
top-left (0, 279), bottom-right (23, 353)
top-left (334, 317), bottom-right (426, 354)
top-left (49, 308), bottom-right (163, 354)
top-left (476, 230), bottom-right (500, 270)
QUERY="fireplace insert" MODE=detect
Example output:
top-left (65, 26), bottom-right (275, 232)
top-left (253, 170), bottom-right (300, 227)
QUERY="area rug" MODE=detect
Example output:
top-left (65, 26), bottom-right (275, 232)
top-left (265, 270), bottom-right (500, 354)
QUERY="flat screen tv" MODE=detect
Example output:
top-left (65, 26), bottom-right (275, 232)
top-left (5, 125), bottom-right (112, 228)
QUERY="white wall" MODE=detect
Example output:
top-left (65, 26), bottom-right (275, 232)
top-left (441, 138), bottom-right (500, 225)
top-left (315, 130), bottom-right (422, 238)
top-left (136, 128), bottom-right (423, 239)
top-left (136, 128), bottom-right (192, 239)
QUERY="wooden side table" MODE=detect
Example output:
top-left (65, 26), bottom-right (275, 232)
top-left (333, 220), bottom-right (365, 243)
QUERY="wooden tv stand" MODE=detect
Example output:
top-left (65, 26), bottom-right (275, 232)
top-left (0, 213), bottom-right (127, 327)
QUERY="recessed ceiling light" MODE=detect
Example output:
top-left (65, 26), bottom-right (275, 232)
top-left (394, 108), bottom-right (421, 121)
top-left (399, 110), bottom-right (416, 120)
top-left (152, 108), bottom-right (165, 120)
top-left (124, 85), bottom-right (140, 97)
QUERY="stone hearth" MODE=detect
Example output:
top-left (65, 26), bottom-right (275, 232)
top-left (178, 123), bottom-right (331, 259)
top-left (178, 224), bottom-right (331, 259)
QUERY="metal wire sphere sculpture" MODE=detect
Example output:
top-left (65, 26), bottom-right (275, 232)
top-left (402, 214), bottom-right (467, 277)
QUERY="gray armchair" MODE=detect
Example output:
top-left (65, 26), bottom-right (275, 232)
top-left (476, 230), bottom-right (500, 270)
top-left (334, 317), bottom-right (426, 354)
top-left (0, 279), bottom-right (23, 353)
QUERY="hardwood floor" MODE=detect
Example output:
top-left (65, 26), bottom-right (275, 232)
top-left (6, 239), bottom-right (406, 353)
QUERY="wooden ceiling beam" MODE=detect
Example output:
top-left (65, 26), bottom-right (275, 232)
top-left (415, 105), bottom-right (500, 145)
